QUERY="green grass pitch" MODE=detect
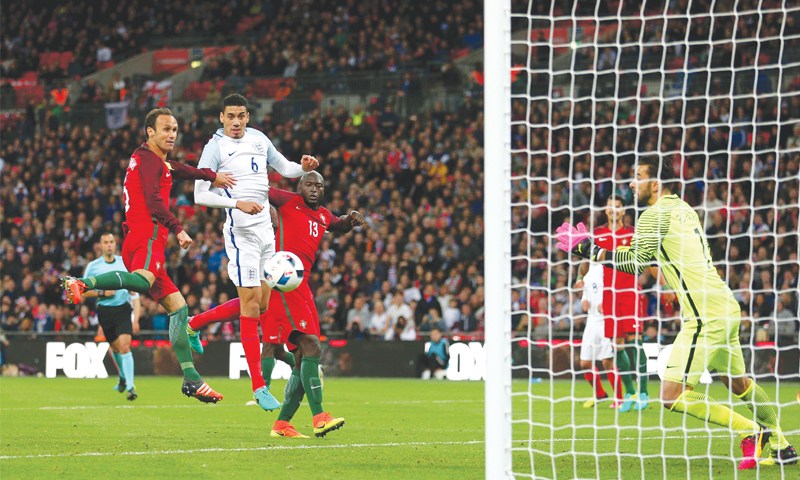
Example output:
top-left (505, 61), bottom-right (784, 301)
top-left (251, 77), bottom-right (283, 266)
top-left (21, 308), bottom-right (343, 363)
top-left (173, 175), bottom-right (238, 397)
top-left (513, 379), bottom-right (799, 479)
top-left (1, 377), bottom-right (485, 479)
top-left (1, 377), bottom-right (798, 479)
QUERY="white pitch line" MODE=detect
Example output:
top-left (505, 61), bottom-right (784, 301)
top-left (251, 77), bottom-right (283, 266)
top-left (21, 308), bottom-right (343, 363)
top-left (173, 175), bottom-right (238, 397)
top-left (0, 440), bottom-right (484, 460)
top-left (0, 399), bottom-right (481, 411)
top-left (0, 435), bottom-right (761, 460)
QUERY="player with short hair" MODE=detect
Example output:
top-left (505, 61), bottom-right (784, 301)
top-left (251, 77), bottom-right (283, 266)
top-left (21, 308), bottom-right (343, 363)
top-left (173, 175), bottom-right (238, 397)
top-left (556, 155), bottom-right (796, 468)
top-left (191, 94), bottom-right (319, 412)
top-left (82, 233), bottom-right (141, 401)
top-left (188, 171), bottom-right (363, 438)
top-left (591, 194), bottom-right (663, 412)
top-left (577, 263), bottom-right (620, 408)
top-left (62, 107), bottom-right (235, 403)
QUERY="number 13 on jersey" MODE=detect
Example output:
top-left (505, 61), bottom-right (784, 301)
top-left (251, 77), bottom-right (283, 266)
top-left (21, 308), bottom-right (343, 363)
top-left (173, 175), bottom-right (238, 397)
top-left (309, 220), bottom-right (319, 237)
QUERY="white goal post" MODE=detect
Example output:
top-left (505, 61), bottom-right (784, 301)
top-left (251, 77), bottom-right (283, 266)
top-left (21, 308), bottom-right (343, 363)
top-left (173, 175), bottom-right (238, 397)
top-left (484, 0), bottom-right (513, 479)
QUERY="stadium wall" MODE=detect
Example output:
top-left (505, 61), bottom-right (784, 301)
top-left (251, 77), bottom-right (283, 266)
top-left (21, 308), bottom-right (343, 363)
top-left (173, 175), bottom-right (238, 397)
top-left (4, 340), bottom-right (797, 383)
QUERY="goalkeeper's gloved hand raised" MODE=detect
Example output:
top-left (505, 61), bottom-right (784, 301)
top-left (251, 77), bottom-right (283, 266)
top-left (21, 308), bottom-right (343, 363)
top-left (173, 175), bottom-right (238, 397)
top-left (555, 222), bottom-right (605, 261)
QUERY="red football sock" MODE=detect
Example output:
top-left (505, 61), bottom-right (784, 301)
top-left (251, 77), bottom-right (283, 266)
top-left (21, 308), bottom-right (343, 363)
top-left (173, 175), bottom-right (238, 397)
top-left (240, 316), bottom-right (265, 391)
top-left (584, 369), bottom-right (607, 398)
top-left (188, 298), bottom-right (241, 330)
top-left (607, 369), bottom-right (623, 400)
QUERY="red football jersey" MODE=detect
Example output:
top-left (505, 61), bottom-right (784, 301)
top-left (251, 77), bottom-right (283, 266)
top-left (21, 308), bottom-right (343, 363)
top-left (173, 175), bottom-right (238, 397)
top-left (594, 224), bottom-right (637, 292)
top-left (270, 188), bottom-right (344, 277)
top-left (123, 144), bottom-right (215, 240)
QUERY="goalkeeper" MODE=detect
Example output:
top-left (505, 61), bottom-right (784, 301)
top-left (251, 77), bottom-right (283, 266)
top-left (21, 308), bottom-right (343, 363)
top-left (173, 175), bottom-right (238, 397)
top-left (556, 156), bottom-right (795, 468)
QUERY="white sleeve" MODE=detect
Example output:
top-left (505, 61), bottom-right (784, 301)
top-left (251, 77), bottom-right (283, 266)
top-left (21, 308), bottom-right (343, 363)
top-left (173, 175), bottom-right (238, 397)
top-left (255, 129), bottom-right (305, 178)
top-left (194, 179), bottom-right (237, 209)
top-left (198, 137), bottom-right (222, 170)
top-left (194, 136), bottom-right (237, 208)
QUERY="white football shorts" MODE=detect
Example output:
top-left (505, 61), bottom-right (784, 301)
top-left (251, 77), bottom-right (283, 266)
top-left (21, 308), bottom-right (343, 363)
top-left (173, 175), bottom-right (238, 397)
top-left (579, 320), bottom-right (614, 362)
top-left (224, 224), bottom-right (275, 287)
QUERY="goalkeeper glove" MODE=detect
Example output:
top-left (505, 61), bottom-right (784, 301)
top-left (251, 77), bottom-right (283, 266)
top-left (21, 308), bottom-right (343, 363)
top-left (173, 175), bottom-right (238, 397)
top-left (555, 222), bottom-right (605, 261)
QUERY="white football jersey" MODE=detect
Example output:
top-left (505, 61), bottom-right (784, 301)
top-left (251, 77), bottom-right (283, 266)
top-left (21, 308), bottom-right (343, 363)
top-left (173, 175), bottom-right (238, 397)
top-left (582, 264), bottom-right (604, 326)
top-left (197, 127), bottom-right (304, 228)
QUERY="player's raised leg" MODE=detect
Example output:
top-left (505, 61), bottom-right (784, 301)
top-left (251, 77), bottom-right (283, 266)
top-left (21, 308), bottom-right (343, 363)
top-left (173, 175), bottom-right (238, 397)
top-left (63, 271), bottom-right (151, 304)
top-left (662, 379), bottom-right (769, 469)
top-left (187, 298), bottom-right (243, 353)
top-left (661, 329), bottom-right (772, 469)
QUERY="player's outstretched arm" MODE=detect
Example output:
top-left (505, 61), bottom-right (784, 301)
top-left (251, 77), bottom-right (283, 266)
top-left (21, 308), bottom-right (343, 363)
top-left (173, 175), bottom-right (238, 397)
top-left (300, 154), bottom-right (319, 171)
top-left (261, 129), bottom-right (319, 178)
top-left (554, 222), bottom-right (605, 261)
top-left (193, 178), bottom-right (261, 214)
top-left (168, 160), bottom-right (234, 187)
top-left (329, 210), bottom-right (364, 234)
top-left (611, 208), bottom-right (666, 275)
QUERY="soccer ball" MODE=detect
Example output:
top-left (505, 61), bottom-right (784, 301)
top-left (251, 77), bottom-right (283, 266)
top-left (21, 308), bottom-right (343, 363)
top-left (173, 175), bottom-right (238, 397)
top-left (264, 251), bottom-right (304, 292)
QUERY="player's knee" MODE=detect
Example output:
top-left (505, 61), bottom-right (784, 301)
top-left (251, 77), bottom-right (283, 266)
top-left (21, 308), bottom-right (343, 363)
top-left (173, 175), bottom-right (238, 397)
top-left (298, 335), bottom-right (321, 357)
top-left (579, 360), bottom-right (592, 371)
top-left (134, 269), bottom-right (155, 286)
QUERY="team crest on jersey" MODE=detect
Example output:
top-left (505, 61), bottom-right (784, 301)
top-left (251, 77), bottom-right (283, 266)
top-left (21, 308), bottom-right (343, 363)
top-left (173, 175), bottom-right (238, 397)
top-left (255, 143), bottom-right (265, 155)
top-left (247, 269), bottom-right (257, 281)
top-left (299, 320), bottom-right (307, 329)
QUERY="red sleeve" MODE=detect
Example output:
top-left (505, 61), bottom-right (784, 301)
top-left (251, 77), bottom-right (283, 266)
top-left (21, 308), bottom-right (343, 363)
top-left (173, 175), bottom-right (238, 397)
top-left (326, 207), bottom-right (352, 234)
top-left (167, 160), bottom-right (217, 182)
top-left (269, 188), bottom-right (299, 208)
top-left (139, 154), bottom-right (184, 235)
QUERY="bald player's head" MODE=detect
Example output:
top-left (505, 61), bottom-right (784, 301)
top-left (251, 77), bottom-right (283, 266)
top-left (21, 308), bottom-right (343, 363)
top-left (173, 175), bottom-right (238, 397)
top-left (298, 171), bottom-right (324, 209)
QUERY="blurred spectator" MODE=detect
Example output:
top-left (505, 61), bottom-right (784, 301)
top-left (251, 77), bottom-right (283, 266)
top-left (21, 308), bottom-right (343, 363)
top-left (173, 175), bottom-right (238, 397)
top-left (443, 297), bottom-right (461, 331)
top-left (367, 301), bottom-right (390, 337)
top-left (419, 309), bottom-right (447, 334)
top-left (385, 316), bottom-right (416, 341)
top-left (107, 73), bottom-right (127, 103)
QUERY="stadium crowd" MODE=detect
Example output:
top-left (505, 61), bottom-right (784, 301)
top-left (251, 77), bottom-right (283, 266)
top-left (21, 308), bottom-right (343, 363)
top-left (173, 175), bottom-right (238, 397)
top-left (511, 0), bottom-right (800, 342)
top-left (2, 0), bottom-right (484, 105)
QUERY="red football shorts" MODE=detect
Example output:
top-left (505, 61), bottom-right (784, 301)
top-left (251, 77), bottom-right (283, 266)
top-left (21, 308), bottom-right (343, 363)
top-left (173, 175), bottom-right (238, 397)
top-left (260, 282), bottom-right (319, 348)
top-left (603, 290), bottom-right (642, 338)
top-left (121, 233), bottom-right (178, 301)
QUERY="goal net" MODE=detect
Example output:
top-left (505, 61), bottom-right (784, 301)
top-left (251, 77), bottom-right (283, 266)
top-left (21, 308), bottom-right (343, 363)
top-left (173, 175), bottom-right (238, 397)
top-left (485, 0), bottom-right (800, 478)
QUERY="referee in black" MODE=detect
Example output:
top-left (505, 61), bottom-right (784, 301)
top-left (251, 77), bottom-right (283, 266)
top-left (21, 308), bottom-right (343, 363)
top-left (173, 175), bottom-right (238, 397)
top-left (82, 233), bottom-right (141, 400)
